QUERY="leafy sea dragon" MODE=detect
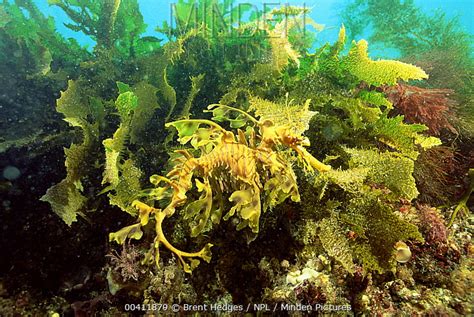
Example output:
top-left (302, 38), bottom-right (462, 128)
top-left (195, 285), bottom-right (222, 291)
top-left (110, 102), bottom-right (331, 273)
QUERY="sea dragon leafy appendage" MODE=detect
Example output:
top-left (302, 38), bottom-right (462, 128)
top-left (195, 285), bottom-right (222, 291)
top-left (110, 101), bottom-right (330, 273)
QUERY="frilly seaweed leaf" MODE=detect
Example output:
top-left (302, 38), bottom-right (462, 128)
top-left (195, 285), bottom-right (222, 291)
top-left (101, 85), bottom-right (144, 215)
top-left (102, 126), bottom-right (128, 186)
top-left (249, 96), bottom-right (315, 135)
top-left (129, 82), bottom-right (160, 144)
top-left (358, 90), bottom-right (393, 110)
top-left (342, 39), bottom-right (428, 86)
top-left (318, 213), bottom-right (355, 273)
top-left (345, 148), bottom-right (419, 201)
top-left (372, 115), bottom-right (441, 159)
top-left (179, 74), bottom-right (205, 119)
top-left (108, 159), bottom-right (143, 216)
top-left (320, 167), bottom-right (370, 193)
top-left (41, 80), bottom-right (97, 225)
top-left (346, 192), bottom-right (423, 272)
top-left (41, 179), bottom-right (87, 226)
top-left (115, 91), bottom-right (138, 118)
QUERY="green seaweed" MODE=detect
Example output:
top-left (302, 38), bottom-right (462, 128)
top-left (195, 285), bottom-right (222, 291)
top-left (341, 0), bottom-right (474, 139)
top-left (0, 0), bottom-right (471, 314)
top-left (41, 79), bottom-right (99, 225)
top-left (101, 83), bottom-right (145, 215)
top-left (346, 191), bottom-right (423, 272)
top-left (48, 0), bottom-right (158, 56)
top-left (371, 115), bottom-right (441, 159)
top-left (129, 82), bottom-right (161, 143)
top-left (15, 1), bottom-right (462, 288)
top-left (318, 213), bottom-right (356, 273)
top-left (342, 39), bottom-right (428, 86)
top-left (342, 0), bottom-right (472, 59)
top-left (345, 148), bottom-right (419, 200)
top-left (2, 0), bottom-right (87, 74)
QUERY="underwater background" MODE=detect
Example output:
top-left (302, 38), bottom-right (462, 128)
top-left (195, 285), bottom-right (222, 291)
top-left (32, 0), bottom-right (474, 52)
top-left (0, 0), bottom-right (473, 315)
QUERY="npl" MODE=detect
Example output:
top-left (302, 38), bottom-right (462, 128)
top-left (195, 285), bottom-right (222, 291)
top-left (254, 304), bottom-right (270, 311)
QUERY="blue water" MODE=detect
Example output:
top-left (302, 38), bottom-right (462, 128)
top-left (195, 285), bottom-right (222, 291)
top-left (33, 0), bottom-right (473, 55)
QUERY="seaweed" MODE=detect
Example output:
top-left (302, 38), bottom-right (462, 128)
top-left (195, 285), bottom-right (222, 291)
top-left (0, 0), bottom-right (88, 150)
top-left (341, 0), bottom-right (474, 137)
top-left (100, 83), bottom-right (144, 215)
top-left (40, 79), bottom-right (100, 225)
top-left (347, 191), bottom-right (423, 272)
top-left (448, 169), bottom-right (474, 227)
top-left (342, 39), bottom-right (428, 86)
top-left (2, 0), bottom-right (87, 73)
top-left (3, 1), bottom-right (472, 314)
top-left (341, 0), bottom-right (472, 59)
top-left (345, 148), bottom-right (419, 200)
top-left (383, 83), bottom-right (457, 135)
top-left (48, 0), bottom-right (158, 57)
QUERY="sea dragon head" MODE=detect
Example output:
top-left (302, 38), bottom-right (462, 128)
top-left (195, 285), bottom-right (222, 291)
top-left (259, 120), bottom-right (331, 173)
